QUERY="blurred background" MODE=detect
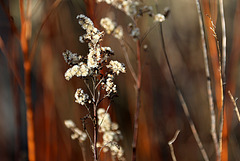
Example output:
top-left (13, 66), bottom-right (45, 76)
top-left (0, 0), bottom-right (240, 160)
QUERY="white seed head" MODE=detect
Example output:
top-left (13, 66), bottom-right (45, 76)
top-left (154, 13), bottom-right (165, 22)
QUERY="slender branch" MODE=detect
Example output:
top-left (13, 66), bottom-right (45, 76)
top-left (132, 40), bottom-right (141, 161)
top-left (195, 0), bottom-right (220, 160)
top-left (84, 79), bottom-right (95, 99)
top-left (228, 91), bottom-right (240, 122)
top-left (95, 77), bottom-right (104, 90)
top-left (159, 22), bottom-right (209, 161)
top-left (168, 130), bottom-right (180, 161)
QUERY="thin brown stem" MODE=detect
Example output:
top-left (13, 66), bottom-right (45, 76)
top-left (93, 103), bottom-right (98, 161)
top-left (93, 77), bottom-right (98, 161)
top-left (132, 40), bottom-right (141, 161)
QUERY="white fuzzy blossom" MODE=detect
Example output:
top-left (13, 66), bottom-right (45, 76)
top-left (101, 74), bottom-right (117, 94)
top-left (100, 17), bottom-right (123, 40)
top-left (100, 17), bottom-right (116, 34)
top-left (87, 47), bottom-right (101, 68)
top-left (154, 13), bottom-right (165, 22)
top-left (107, 60), bottom-right (126, 75)
top-left (77, 14), bottom-right (104, 48)
top-left (78, 62), bottom-right (89, 76)
top-left (64, 63), bottom-right (89, 80)
top-left (113, 26), bottom-right (123, 39)
top-left (97, 108), bottom-right (125, 161)
top-left (75, 88), bottom-right (89, 105)
top-left (96, 0), bottom-right (139, 17)
top-left (64, 120), bottom-right (87, 143)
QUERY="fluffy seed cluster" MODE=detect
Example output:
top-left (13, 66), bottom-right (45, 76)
top-left (64, 120), bottom-right (87, 143)
top-left (63, 14), bottom-right (126, 100)
top-left (100, 17), bottom-right (124, 39)
top-left (97, 108), bottom-right (125, 161)
top-left (154, 13), bottom-right (166, 22)
top-left (75, 88), bottom-right (89, 105)
top-left (64, 63), bottom-right (89, 80)
top-left (102, 74), bottom-right (117, 94)
top-left (96, 0), bottom-right (139, 17)
top-left (107, 60), bottom-right (126, 75)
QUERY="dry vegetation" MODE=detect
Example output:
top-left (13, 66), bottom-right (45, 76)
top-left (0, 0), bottom-right (240, 161)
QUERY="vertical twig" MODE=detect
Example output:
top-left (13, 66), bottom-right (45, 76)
top-left (132, 40), bottom-right (142, 161)
top-left (159, 22), bottom-right (209, 161)
top-left (219, 0), bottom-right (227, 76)
top-left (195, 0), bottom-right (220, 160)
top-left (168, 130), bottom-right (180, 161)
top-left (93, 77), bottom-right (98, 161)
top-left (218, 0), bottom-right (227, 158)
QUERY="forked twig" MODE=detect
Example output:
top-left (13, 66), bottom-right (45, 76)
top-left (168, 130), bottom-right (180, 161)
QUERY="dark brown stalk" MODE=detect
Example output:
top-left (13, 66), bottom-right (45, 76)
top-left (93, 102), bottom-right (98, 161)
top-left (159, 22), bottom-right (209, 161)
top-left (19, 0), bottom-right (36, 160)
top-left (132, 40), bottom-right (142, 161)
